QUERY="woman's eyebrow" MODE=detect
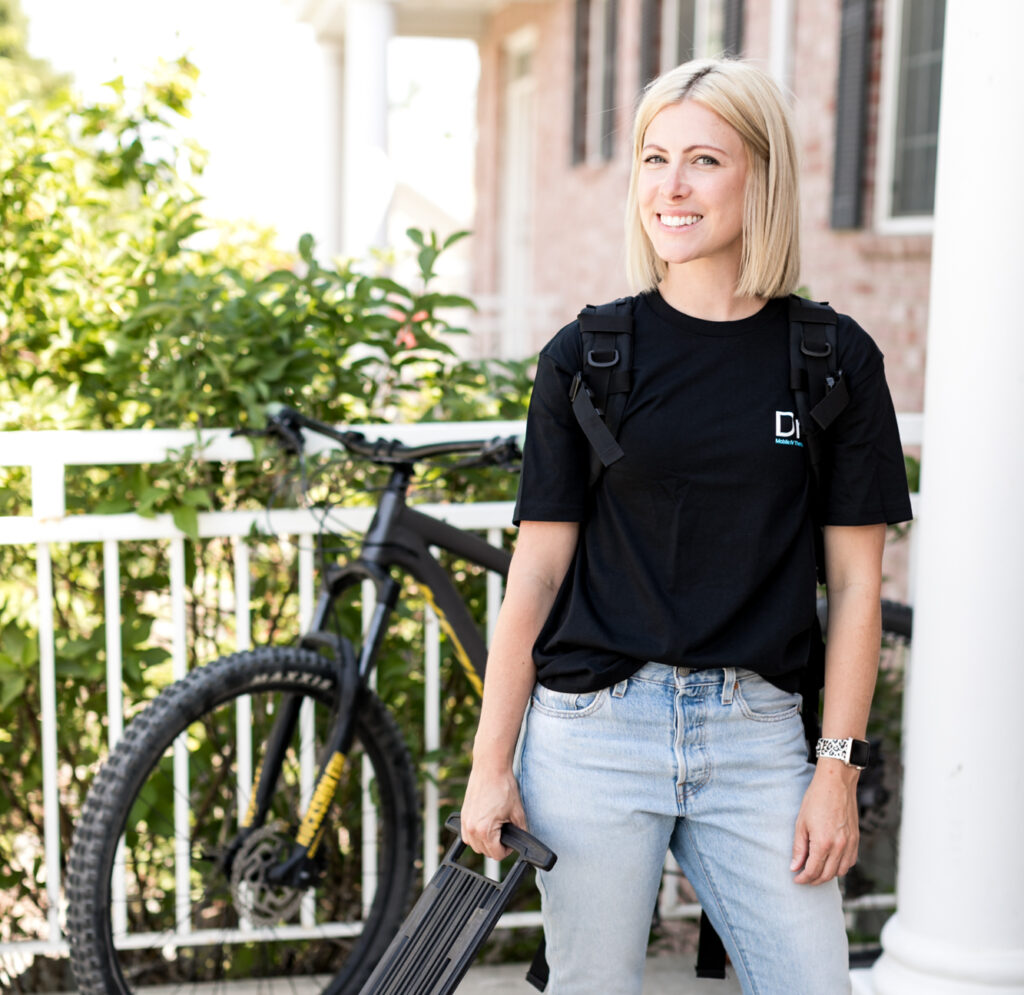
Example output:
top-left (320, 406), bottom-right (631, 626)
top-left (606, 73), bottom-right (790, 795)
top-left (641, 142), bottom-right (730, 155)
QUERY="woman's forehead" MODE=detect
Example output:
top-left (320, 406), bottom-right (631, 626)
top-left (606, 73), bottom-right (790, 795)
top-left (643, 99), bottom-right (742, 151)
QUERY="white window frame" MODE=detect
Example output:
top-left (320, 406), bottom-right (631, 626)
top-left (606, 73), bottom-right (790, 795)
top-left (499, 26), bottom-right (538, 358)
top-left (695, 0), bottom-right (725, 58)
top-left (874, 0), bottom-right (943, 235)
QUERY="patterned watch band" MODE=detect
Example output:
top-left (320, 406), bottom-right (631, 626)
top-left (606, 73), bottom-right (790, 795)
top-left (815, 737), bottom-right (869, 769)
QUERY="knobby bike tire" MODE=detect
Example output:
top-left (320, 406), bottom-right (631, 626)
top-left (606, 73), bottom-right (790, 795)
top-left (67, 645), bottom-right (419, 994)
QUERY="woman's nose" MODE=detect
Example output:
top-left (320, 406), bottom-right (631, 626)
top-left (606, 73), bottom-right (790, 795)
top-left (661, 165), bottom-right (690, 198)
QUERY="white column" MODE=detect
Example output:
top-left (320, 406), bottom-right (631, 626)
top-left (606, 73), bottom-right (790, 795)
top-left (343, 0), bottom-right (395, 258)
top-left (864, 2), bottom-right (1024, 992)
top-left (768, 0), bottom-right (795, 89)
top-left (321, 39), bottom-right (346, 258)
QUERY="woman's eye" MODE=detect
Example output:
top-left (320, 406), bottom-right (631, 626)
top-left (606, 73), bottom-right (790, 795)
top-left (643, 154), bottom-right (667, 165)
top-left (696, 154), bottom-right (720, 166)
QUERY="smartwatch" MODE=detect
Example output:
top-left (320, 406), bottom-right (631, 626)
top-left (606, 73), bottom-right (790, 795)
top-left (815, 737), bottom-right (870, 770)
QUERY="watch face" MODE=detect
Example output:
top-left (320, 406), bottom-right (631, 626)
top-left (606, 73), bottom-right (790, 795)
top-left (849, 739), bottom-right (870, 768)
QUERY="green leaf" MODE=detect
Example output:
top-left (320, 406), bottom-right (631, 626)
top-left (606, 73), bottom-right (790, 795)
top-left (442, 230), bottom-right (472, 250)
top-left (171, 505), bottom-right (200, 541)
top-left (0, 674), bottom-right (27, 711)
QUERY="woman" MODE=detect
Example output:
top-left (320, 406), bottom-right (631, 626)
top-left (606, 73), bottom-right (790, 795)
top-left (461, 58), bottom-right (912, 994)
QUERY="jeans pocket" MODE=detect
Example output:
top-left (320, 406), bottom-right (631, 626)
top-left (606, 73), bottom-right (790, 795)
top-left (531, 683), bottom-right (607, 718)
top-left (734, 671), bottom-right (802, 722)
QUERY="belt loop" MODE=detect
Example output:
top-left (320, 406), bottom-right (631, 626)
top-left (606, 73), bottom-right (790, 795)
top-left (721, 668), bottom-right (736, 705)
top-left (612, 679), bottom-right (628, 699)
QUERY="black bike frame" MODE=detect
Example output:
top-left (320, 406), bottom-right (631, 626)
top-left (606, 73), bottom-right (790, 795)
top-left (247, 459), bottom-right (513, 884)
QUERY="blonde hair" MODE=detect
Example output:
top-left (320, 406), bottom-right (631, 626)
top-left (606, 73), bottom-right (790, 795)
top-left (624, 59), bottom-right (801, 299)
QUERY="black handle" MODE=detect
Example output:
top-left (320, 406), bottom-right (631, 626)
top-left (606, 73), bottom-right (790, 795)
top-left (445, 813), bottom-right (557, 872)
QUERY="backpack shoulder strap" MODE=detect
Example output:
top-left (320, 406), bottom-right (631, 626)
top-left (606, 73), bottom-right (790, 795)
top-left (788, 295), bottom-right (848, 493)
top-left (570, 298), bottom-right (634, 485)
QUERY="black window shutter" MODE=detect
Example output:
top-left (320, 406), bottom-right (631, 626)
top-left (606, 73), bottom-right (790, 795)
top-left (572, 0), bottom-right (590, 165)
top-left (600, 0), bottom-right (619, 159)
top-left (723, 0), bottom-right (744, 57)
top-left (640, 0), bottom-right (661, 89)
top-left (831, 0), bottom-right (873, 228)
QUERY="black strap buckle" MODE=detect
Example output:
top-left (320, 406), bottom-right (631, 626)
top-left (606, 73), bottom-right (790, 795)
top-left (569, 372), bottom-right (584, 403)
top-left (587, 348), bottom-right (620, 369)
top-left (800, 339), bottom-right (832, 359)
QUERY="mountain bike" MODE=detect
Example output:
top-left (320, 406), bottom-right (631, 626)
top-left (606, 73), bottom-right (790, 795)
top-left (67, 406), bottom-right (521, 994)
top-left (66, 405), bottom-right (914, 992)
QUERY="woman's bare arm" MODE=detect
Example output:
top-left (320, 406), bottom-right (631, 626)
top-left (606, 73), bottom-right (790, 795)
top-left (460, 520), bottom-right (579, 859)
top-left (792, 522), bottom-right (886, 884)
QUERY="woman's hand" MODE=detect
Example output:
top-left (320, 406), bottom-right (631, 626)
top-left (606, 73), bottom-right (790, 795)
top-left (460, 762), bottom-right (528, 861)
top-left (790, 761), bottom-right (860, 884)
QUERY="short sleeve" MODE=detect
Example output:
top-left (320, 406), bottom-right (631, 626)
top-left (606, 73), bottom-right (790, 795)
top-left (824, 360), bottom-right (913, 526)
top-left (512, 335), bottom-right (590, 526)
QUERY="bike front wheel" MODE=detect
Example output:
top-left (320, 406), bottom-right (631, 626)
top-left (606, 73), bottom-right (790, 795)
top-left (68, 645), bottom-right (419, 994)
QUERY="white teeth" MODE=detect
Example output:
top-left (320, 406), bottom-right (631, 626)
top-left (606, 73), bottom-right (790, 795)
top-left (661, 214), bottom-right (701, 227)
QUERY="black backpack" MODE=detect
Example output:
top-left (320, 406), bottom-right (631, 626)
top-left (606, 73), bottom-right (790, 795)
top-left (527, 294), bottom-right (850, 988)
top-left (570, 294), bottom-right (849, 533)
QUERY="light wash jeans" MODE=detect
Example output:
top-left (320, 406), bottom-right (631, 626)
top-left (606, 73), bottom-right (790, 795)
top-left (517, 663), bottom-right (850, 995)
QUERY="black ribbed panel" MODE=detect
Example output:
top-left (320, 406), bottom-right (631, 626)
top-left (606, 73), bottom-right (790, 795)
top-left (368, 867), bottom-right (499, 995)
top-left (831, 0), bottom-right (873, 228)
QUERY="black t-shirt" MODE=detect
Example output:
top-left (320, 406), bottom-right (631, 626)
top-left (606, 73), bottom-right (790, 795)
top-left (513, 291), bottom-right (913, 693)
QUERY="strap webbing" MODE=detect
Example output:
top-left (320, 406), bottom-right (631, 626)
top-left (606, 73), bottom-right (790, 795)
top-left (695, 910), bottom-right (728, 979)
top-left (571, 299), bottom-right (634, 485)
top-left (525, 937), bottom-right (549, 991)
top-left (571, 378), bottom-right (625, 469)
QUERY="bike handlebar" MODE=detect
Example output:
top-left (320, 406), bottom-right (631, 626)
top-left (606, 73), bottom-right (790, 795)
top-left (237, 404), bottom-right (522, 469)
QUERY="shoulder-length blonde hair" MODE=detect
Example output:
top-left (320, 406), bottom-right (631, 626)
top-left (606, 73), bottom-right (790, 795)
top-left (625, 59), bottom-right (801, 299)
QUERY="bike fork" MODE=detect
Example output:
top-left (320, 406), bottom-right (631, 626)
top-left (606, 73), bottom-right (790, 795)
top-left (249, 574), bottom-right (401, 888)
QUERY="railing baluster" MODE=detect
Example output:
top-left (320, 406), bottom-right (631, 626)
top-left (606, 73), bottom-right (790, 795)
top-left (34, 542), bottom-right (62, 944)
top-left (423, 603), bottom-right (441, 882)
top-left (361, 578), bottom-right (378, 918)
top-left (484, 528), bottom-right (504, 881)
top-left (170, 537), bottom-right (191, 935)
top-left (233, 539), bottom-right (253, 822)
top-left (298, 536), bottom-right (316, 927)
top-left (102, 539), bottom-right (128, 938)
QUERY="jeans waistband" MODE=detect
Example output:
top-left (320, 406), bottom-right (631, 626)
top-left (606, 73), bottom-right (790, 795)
top-left (624, 662), bottom-right (738, 703)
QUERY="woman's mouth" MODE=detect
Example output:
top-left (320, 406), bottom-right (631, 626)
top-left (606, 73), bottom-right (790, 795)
top-left (659, 214), bottom-right (703, 228)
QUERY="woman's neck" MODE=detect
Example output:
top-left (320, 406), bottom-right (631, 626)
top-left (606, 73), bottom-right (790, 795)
top-left (657, 263), bottom-right (766, 322)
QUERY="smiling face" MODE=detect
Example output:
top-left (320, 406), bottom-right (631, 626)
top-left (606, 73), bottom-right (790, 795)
top-left (637, 99), bottom-right (749, 282)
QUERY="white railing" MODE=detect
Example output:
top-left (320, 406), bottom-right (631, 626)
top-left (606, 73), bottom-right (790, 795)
top-left (0, 415), bottom-right (922, 967)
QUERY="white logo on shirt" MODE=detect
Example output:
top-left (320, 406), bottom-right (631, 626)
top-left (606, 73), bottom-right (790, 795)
top-left (775, 411), bottom-right (804, 448)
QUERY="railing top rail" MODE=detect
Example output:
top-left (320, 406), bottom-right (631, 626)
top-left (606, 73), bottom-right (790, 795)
top-left (0, 420), bottom-right (528, 469)
top-left (0, 414), bottom-right (923, 469)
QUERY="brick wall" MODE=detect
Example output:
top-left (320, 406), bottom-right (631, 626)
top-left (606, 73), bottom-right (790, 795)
top-left (472, 0), bottom-right (931, 418)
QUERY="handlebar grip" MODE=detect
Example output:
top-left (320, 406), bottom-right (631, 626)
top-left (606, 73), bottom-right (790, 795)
top-left (444, 812), bottom-right (557, 871)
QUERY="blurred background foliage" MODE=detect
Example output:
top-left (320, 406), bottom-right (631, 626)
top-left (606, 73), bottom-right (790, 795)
top-left (0, 18), bottom-right (532, 973)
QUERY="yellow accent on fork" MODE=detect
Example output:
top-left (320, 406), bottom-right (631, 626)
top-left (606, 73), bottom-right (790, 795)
top-left (296, 751), bottom-right (347, 848)
top-left (240, 758), bottom-right (264, 829)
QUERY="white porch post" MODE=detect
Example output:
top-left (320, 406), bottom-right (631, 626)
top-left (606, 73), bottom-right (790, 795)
top-left (863, 1), bottom-right (1024, 992)
top-left (343, 0), bottom-right (395, 257)
top-left (321, 40), bottom-right (346, 258)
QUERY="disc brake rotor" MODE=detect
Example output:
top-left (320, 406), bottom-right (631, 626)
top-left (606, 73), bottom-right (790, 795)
top-left (230, 822), bottom-right (306, 926)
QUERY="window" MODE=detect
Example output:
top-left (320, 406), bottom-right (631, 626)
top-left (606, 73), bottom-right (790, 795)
top-left (571, 0), bottom-right (619, 164)
top-left (876, 0), bottom-right (946, 230)
top-left (640, 0), bottom-right (741, 87)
